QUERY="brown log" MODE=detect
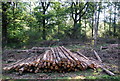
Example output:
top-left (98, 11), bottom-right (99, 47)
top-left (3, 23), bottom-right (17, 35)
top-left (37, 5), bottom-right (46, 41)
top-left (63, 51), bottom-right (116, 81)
top-left (102, 67), bottom-right (115, 76)
top-left (4, 46), bottom-right (115, 75)
top-left (54, 47), bottom-right (61, 62)
top-left (35, 68), bottom-right (39, 73)
top-left (59, 46), bottom-right (75, 62)
top-left (54, 47), bottom-right (62, 67)
top-left (42, 50), bottom-right (50, 68)
top-left (45, 50), bottom-right (50, 62)
top-left (32, 47), bottom-right (51, 50)
top-left (57, 47), bottom-right (70, 68)
top-left (73, 52), bottom-right (95, 70)
top-left (92, 50), bottom-right (115, 76)
top-left (19, 67), bottom-right (25, 74)
top-left (35, 53), bottom-right (44, 62)
top-left (76, 51), bottom-right (89, 60)
top-left (42, 50), bottom-right (50, 61)
top-left (3, 56), bottom-right (29, 71)
top-left (47, 52), bottom-right (51, 67)
top-left (49, 50), bottom-right (53, 63)
top-left (61, 46), bottom-right (79, 63)
top-left (56, 47), bottom-right (67, 60)
top-left (93, 49), bottom-right (102, 62)
top-left (5, 55), bottom-right (36, 71)
top-left (16, 47), bottom-right (51, 53)
top-left (51, 48), bottom-right (58, 67)
top-left (58, 47), bottom-right (75, 67)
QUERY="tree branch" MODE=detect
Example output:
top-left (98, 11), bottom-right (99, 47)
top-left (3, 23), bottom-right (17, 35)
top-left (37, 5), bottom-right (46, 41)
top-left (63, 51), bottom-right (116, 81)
top-left (76, 2), bottom-right (88, 15)
top-left (71, 2), bottom-right (75, 21)
top-left (77, 3), bottom-right (89, 22)
top-left (45, 2), bottom-right (50, 11)
top-left (74, 2), bottom-right (78, 21)
top-left (41, 2), bottom-right (45, 11)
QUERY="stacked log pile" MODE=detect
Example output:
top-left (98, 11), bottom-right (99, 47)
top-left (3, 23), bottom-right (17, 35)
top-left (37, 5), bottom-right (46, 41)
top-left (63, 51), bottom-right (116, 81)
top-left (3, 46), bottom-right (115, 75)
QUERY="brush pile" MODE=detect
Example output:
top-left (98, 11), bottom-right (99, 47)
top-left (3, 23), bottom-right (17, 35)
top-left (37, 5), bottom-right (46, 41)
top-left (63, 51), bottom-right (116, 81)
top-left (3, 46), bottom-right (105, 74)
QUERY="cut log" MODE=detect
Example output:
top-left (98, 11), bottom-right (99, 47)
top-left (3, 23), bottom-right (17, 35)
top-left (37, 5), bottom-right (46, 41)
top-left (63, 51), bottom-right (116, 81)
top-left (3, 46), bottom-right (115, 75)
top-left (59, 47), bottom-right (74, 62)
top-left (58, 46), bottom-right (75, 67)
top-left (92, 49), bottom-right (115, 76)
top-left (93, 49), bottom-right (102, 62)
top-left (76, 51), bottom-right (89, 60)
top-left (19, 67), bottom-right (25, 74)
top-left (61, 46), bottom-right (79, 62)
top-left (101, 67), bottom-right (115, 76)
top-left (51, 48), bottom-right (58, 66)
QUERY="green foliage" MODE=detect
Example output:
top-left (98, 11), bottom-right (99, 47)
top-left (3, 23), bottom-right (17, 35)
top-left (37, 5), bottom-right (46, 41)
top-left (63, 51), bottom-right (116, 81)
top-left (87, 75), bottom-right (120, 80)
top-left (2, 2), bottom-right (120, 48)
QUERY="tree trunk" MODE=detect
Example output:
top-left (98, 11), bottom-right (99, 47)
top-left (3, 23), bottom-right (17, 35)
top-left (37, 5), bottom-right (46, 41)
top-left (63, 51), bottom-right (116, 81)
top-left (92, 17), bottom-right (94, 37)
top-left (72, 20), bottom-right (78, 39)
top-left (38, 2), bottom-right (41, 32)
top-left (109, 14), bottom-right (111, 33)
top-left (42, 11), bottom-right (46, 40)
top-left (109, 7), bottom-right (112, 34)
top-left (91, 12), bottom-right (94, 37)
top-left (13, 2), bottom-right (15, 29)
top-left (93, 6), bottom-right (97, 46)
top-left (113, 2), bottom-right (117, 36)
top-left (41, 2), bottom-right (50, 40)
top-left (94, 3), bottom-right (101, 46)
top-left (104, 6), bottom-right (105, 30)
top-left (84, 18), bottom-right (87, 36)
top-left (2, 2), bottom-right (11, 47)
top-left (96, 6), bottom-right (100, 32)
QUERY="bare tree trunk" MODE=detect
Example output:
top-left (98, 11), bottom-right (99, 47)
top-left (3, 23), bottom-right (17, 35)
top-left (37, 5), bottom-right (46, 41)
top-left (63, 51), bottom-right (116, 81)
top-left (91, 5), bottom-right (95, 37)
top-left (109, 5), bottom-right (112, 34)
top-left (96, 6), bottom-right (100, 32)
top-left (2, 2), bottom-right (11, 47)
top-left (94, 3), bottom-right (101, 46)
top-left (109, 13), bottom-right (111, 33)
top-left (93, 5), bottom-right (97, 46)
top-left (104, 6), bottom-right (105, 30)
top-left (42, 10), bottom-right (46, 40)
top-left (113, 2), bottom-right (117, 36)
top-left (84, 18), bottom-right (87, 36)
top-left (72, 20), bottom-right (78, 39)
top-left (38, 2), bottom-right (41, 32)
top-left (92, 17), bottom-right (94, 37)
top-left (13, 2), bottom-right (15, 29)
top-left (41, 2), bottom-right (50, 40)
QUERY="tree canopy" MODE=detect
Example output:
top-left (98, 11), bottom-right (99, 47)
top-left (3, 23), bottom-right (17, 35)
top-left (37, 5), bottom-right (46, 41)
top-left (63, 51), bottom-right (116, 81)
top-left (1, 1), bottom-right (120, 48)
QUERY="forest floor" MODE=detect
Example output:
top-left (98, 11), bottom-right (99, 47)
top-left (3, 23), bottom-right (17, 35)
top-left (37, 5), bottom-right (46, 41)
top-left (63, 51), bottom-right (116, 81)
top-left (2, 39), bottom-right (120, 80)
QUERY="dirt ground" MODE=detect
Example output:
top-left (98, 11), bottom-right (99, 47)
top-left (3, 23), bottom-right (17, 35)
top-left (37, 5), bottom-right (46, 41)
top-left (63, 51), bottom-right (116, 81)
top-left (2, 41), bottom-right (120, 79)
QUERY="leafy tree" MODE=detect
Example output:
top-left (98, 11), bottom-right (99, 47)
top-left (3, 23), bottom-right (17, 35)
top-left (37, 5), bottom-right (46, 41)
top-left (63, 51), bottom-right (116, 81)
top-left (69, 2), bottom-right (89, 39)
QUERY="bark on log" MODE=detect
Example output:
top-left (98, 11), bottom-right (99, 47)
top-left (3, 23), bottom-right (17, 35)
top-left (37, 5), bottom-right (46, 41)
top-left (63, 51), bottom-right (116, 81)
top-left (101, 67), bottom-right (115, 76)
top-left (92, 50), bottom-right (115, 76)
top-left (93, 50), bottom-right (102, 62)
top-left (76, 51), bottom-right (89, 60)
top-left (3, 46), bottom-right (115, 75)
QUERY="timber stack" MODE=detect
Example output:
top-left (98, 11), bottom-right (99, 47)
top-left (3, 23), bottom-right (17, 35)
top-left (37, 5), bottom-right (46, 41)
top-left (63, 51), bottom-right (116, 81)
top-left (3, 46), bottom-right (102, 74)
